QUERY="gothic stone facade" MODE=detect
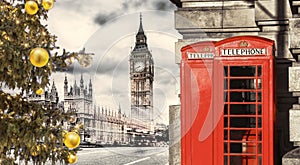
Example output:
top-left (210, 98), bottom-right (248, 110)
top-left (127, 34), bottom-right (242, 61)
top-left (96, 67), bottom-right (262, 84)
top-left (63, 74), bottom-right (94, 142)
top-left (63, 75), bottom-right (129, 144)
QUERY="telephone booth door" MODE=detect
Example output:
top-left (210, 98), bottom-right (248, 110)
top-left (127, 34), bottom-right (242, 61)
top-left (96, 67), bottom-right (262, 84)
top-left (180, 41), bottom-right (215, 165)
top-left (214, 36), bottom-right (275, 165)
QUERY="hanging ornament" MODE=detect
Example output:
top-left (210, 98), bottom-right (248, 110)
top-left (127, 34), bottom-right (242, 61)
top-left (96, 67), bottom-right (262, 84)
top-left (29, 48), bottom-right (49, 67)
top-left (78, 54), bottom-right (93, 68)
top-left (42, 0), bottom-right (54, 10)
top-left (35, 88), bottom-right (44, 95)
top-left (69, 115), bottom-right (77, 124)
top-left (67, 152), bottom-right (78, 164)
top-left (31, 145), bottom-right (41, 157)
top-left (64, 131), bottom-right (80, 149)
top-left (25, 1), bottom-right (39, 15)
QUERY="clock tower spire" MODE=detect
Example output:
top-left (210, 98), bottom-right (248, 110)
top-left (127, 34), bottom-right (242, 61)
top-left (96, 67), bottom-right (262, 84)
top-left (129, 13), bottom-right (154, 124)
top-left (134, 13), bottom-right (147, 50)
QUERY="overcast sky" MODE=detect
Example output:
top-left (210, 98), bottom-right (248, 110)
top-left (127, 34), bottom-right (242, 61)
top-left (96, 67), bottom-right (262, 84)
top-left (47, 0), bottom-right (180, 125)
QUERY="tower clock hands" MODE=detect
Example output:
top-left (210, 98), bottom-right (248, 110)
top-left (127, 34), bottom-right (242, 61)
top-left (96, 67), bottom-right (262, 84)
top-left (134, 61), bottom-right (145, 72)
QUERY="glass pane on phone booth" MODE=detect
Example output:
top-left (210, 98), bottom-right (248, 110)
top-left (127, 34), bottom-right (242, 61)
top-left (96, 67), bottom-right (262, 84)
top-left (223, 65), bottom-right (263, 165)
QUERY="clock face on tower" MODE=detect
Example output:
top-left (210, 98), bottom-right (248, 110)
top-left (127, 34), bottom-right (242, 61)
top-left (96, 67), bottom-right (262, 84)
top-left (134, 61), bottom-right (145, 72)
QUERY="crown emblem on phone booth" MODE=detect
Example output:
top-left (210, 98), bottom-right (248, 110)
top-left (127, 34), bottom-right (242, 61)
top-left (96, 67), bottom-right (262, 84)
top-left (240, 41), bottom-right (249, 47)
top-left (202, 47), bottom-right (211, 52)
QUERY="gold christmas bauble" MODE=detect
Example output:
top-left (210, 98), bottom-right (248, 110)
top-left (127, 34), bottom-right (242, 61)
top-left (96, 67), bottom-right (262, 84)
top-left (64, 132), bottom-right (80, 149)
top-left (31, 145), bottom-right (41, 157)
top-left (42, 0), bottom-right (54, 10)
top-left (29, 48), bottom-right (49, 67)
top-left (67, 152), bottom-right (78, 164)
top-left (35, 88), bottom-right (44, 95)
top-left (25, 1), bottom-right (39, 15)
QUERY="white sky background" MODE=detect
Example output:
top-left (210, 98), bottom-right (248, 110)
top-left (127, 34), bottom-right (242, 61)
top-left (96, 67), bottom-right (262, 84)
top-left (47, 0), bottom-right (181, 125)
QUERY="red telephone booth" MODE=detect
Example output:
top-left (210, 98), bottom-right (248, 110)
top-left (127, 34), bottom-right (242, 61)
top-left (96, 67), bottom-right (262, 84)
top-left (180, 36), bottom-right (275, 165)
top-left (180, 41), bottom-right (216, 165)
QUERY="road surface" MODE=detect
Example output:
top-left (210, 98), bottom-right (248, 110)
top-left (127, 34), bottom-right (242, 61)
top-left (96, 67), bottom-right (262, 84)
top-left (76, 147), bottom-right (169, 165)
top-left (25, 146), bottom-right (169, 165)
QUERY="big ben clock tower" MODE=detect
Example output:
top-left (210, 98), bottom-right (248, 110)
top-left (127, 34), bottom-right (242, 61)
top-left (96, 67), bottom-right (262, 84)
top-left (130, 14), bottom-right (154, 123)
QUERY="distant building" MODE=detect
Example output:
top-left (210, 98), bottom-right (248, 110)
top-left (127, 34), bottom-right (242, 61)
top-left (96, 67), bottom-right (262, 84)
top-left (94, 104), bottom-right (128, 145)
top-left (63, 74), bottom-right (126, 144)
top-left (63, 74), bottom-right (94, 142)
top-left (63, 73), bottom-right (152, 145)
top-left (129, 14), bottom-right (154, 125)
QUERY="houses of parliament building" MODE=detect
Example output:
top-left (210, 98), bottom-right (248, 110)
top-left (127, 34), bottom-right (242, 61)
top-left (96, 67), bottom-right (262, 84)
top-left (62, 74), bottom-right (150, 145)
top-left (28, 72), bottom-right (152, 145)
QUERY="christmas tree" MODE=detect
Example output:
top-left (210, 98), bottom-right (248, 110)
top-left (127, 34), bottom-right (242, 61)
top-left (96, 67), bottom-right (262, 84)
top-left (0, 0), bottom-right (87, 164)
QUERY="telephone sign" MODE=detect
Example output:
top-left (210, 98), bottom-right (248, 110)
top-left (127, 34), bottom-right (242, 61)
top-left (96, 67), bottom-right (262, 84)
top-left (221, 48), bottom-right (266, 56)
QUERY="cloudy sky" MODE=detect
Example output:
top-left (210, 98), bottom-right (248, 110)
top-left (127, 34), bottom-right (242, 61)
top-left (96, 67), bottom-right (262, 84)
top-left (47, 0), bottom-right (180, 124)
